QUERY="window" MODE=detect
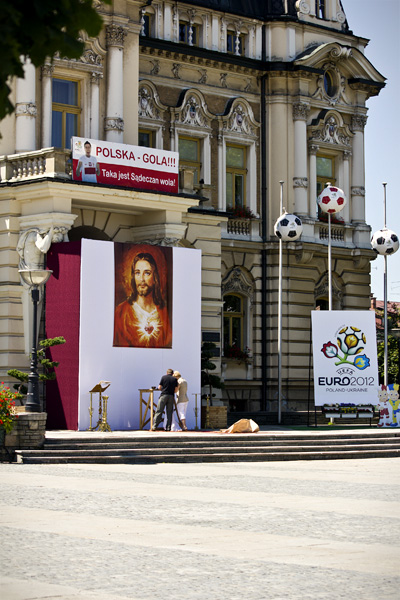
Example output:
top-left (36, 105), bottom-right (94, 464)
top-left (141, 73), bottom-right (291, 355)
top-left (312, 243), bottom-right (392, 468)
top-left (179, 136), bottom-right (201, 183)
top-left (223, 294), bottom-right (243, 350)
top-left (179, 22), bottom-right (197, 45)
top-left (226, 144), bottom-right (247, 211)
top-left (316, 0), bottom-right (326, 19)
top-left (324, 71), bottom-right (336, 98)
top-left (139, 129), bottom-right (155, 148)
top-left (141, 14), bottom-right (152, 36)
top-left (227, 32), bottom-right (244, 56)
top-left (52, 78), bottom-right (80, 148)
top-left (316, 155), bottom-right (335, 197)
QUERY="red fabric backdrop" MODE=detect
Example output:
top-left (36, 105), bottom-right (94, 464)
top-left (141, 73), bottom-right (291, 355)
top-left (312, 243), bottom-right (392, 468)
top-left (45, 241), bottom-right (81, 429)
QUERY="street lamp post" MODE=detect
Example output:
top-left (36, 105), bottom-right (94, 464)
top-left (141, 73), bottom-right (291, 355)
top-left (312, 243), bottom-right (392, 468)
top-left (18, 268), bottom-right (52, 412)
top-left (371, 183), bottom-right (399, 386)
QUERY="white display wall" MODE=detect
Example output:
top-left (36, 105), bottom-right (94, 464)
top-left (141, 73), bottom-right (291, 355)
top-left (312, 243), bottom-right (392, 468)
top-left (78, 239), bottom-right (202, 430)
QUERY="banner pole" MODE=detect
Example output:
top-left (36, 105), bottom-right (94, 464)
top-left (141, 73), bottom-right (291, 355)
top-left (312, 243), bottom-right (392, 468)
top-left (328, 212), bottom-right (332, 310)
top-left (278, 181), bottom-right (284, 425)
top-left (383, 183), bottom-right (388, 387)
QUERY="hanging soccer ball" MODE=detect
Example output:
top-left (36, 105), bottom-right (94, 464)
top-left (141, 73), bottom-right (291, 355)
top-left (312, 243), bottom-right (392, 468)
top-left (274, 212), bottom-right (303, 241)
top-left (371, 228), bottom-right (399, 255)
top-left (317, 185), bottom-right (346, 214)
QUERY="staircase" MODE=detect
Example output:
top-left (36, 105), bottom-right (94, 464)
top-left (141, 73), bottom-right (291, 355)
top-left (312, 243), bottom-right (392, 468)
top-left (15, 430), bottom-right (400, 464)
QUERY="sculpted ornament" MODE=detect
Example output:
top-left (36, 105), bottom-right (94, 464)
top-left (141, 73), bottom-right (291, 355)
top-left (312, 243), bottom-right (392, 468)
top-left (172, 63), bottom-right (181, 79)
top-left (295, 0), bottom-right (310, 14)
top-left (222, 267), bottom-right (254, 306)
top-left (351, 114), bottom-right (367, 132)
top-left (106, 25), bottom-right (127, 48)
top-left (17, 226), bottom-right (67, 271)
top-left (292, 102), bottom-right (310, 121)
top-left (351, 186), bottom-right (365, 197)
top-left (138, 86), bottom-right (161, 120)
top-left (81, 49), bottom-right (103, 66)
top-left (150, 60), bottom-right (160, 76)
top-left (179, 96), bottom-right (209, 128)
top-left (309, 114), bottom-right (351, 147)
top-left (104, 117), bottom-right (124, 132)
top-left (15, 103), bottom-right (37, 117)
top-left (293, 177), bottom-right (308, 188)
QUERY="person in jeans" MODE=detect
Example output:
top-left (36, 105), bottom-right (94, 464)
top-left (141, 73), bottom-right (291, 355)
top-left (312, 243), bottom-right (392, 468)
top-left (152, 368), bottom-right (178, 431)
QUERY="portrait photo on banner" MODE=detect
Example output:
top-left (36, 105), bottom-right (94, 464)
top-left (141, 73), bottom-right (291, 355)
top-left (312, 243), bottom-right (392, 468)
top-left (113, 243), bottom-right (173, 348)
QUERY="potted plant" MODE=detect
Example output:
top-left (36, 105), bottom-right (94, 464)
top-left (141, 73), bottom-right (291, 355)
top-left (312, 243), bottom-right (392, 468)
top-left (0, 382), bottom-right (21, 445)
top-left (224, 344), bottom-right (251, 363)
top-left (228, 206), bottom-right (256, 220)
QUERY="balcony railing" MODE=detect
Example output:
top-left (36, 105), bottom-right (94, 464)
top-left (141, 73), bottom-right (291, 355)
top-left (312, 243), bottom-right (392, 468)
top-left (0, 148), bottom-right (72, 183)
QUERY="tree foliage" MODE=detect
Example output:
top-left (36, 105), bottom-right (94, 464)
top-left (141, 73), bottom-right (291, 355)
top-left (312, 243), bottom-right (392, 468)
top-left (8, 336), bottom-right (66, 395)
top-left (0, 0), bottom-right (110, 119)
top-left (377, 336), bottom-right (399, 385)
top-left (375, 303), bottom-right (400, 385)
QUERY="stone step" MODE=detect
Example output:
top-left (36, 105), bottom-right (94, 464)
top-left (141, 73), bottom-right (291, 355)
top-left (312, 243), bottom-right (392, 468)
top-left (43, 435), bottom-right (400, 451)
top-left (16, 447), bottom-right (400, 464)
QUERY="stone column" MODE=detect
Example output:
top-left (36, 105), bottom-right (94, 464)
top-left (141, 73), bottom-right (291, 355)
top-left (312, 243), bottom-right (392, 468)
top-left (351, 114), bottom-right (367, 224)
top-left (90, 73), bottom-right (102, 139)
top-left (343, 150), bottom-right (351, 223)
top-left (41, 63), bottom-right (54, 148)
top-left (15, 58), bottom-right (37, 152)
top-left (308, 143), bottom-right (319, 219)
top-left (292, 102), bottom-right (310, 216)
top-left (105, 24), bottom-right (126, 143)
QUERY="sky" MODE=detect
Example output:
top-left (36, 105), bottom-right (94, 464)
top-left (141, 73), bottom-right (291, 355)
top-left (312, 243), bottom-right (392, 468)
top-left (343, 0), bottom-right (400, 301)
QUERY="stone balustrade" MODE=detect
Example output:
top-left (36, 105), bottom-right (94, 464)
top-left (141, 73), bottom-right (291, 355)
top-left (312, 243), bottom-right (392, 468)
top-left (0, 148), bottom-right (72, 183)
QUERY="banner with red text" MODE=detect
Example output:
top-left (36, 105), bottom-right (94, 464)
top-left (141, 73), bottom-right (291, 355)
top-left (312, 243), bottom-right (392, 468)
top-left (72, 137), bottom-right (178, 193)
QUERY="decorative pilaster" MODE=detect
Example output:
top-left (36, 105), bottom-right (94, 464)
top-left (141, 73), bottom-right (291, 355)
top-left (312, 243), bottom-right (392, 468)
top-left (343, 150), bottom-right (352, 223)
top-left (90, 72), bottom-right (102, 139)
top-left (293, 102), bottom-right (310, 216)
top-left (15, 59), bottom-right (37, 153)
top-left (308, 143), bottom-right (319, 218)
top-left (105, 24), bottom-right (126, 142)
top-left (351, 114), bottom-right (367, 223)
top-left (41, 63), bottom-right (54, 148)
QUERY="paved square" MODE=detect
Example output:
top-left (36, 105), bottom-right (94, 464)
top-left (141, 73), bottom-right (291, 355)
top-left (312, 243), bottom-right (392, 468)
top-left (1, 458), bottom-right (399, 599)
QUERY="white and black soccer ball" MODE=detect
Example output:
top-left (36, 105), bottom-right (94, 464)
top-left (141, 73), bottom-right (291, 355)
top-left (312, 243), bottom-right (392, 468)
top-left (274, 213), bottom-right (303, 241)
top-left (371, 228), bottom-right (399, 255)
top-left (317, 185), bottom-right (346, 215)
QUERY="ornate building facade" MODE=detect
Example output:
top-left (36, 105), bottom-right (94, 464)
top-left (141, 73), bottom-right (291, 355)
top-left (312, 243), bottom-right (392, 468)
top-left (0, 0), bottom-right (385, 420)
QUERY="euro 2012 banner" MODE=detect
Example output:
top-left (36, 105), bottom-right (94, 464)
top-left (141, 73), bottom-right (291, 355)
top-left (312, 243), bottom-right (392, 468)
top-left (72, 137), bottom-right (179, 193)
top-left (311, 310), bottom-right (379, 406)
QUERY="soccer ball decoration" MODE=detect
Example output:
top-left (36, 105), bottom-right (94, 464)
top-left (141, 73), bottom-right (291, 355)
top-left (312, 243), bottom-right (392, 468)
top-left (371, 228), bottom-right (399, 255)
top-left (274, 212), bottom-right (303, 241)
top-left (317, 185), bottom-right (346, 214)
